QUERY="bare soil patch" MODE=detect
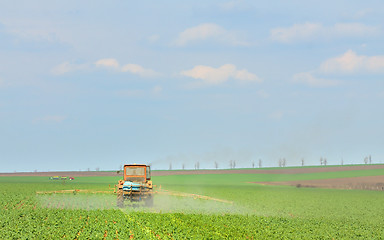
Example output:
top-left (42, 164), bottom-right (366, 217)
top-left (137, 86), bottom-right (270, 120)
top-left (153, 164), bottom-right (384, 176)
top-left (1, 164), bottom-right (384, 177)
top-left (254, 175), bottom-right (384, 191)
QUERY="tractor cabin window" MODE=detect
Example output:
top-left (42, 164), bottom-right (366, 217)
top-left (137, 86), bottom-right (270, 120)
top-left (124, 166), bottom-right (146, 182)
top-left (125, 167), bottom-right (145, 176)
top-left (146, 166), bottom-right (151, 180)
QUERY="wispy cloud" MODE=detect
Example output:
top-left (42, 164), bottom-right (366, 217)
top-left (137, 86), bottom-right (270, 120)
top-left (181, 64), bottom-right (262, 87)
top-left (52, 59), bottom-right (159, 78)
top-left (95, 58), bottom-right (159, 78)
top-left (320, 50), bottom-right (384, 74)
top-left (292, 49), bottom-right (384, 87)
top-left (293, 72), bottom-right (340, 87)
top-left (95, 58), bottom-right (120, 70)
top-left (173, 23), bottom-right (249, 46)
top-left (270, 22), bottom-right (379, 43)
top-left (51, 62), bottom-right (88, 75)
top-left (121, 64), bottom-right (159, 78)
top-left (1, 19), bottom-right (64, 43)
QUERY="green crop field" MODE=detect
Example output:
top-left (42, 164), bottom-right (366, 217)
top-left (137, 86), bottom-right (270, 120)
top-left (1, 168), bottom-right (384, 239)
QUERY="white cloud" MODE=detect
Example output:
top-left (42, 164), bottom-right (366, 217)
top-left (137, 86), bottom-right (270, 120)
top-left (293, 72), bottom-right (340, 87)
top-left (121, 64), bottom-right (159, 78)
top-left (51, 62), bottom-right (88, 75)
top-left (95, 58), bottom-right (120, 70)
top-left (174, 23), bottom-right (248, 46)
top-left (320, 50), bottom-right (384, 74)
top-left (52, 59), bottom-right (159, 78)
top-left (270, 22), bottom-right (379, 43)
top-left (181, 64), bottom-right (235, 85)
top-left (35, 115), bottom-right (66, 123)
top-left (181, 64), bottom-right (262, 87)
top-left (93, 59), bottom-right (159, 77)
top-left (293, 50), bottom-right (384, 87)
top-left (235, 69), bottom-right (261, 82)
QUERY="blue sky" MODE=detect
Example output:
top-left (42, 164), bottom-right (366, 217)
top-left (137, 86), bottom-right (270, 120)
top-left (1, 1), bottom-right (383, 171)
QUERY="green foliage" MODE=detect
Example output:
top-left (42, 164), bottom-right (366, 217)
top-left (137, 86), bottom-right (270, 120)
top-left (152, 167), bottom-right (384, 186)
top-left (1, 168), bottom-right (384, 239)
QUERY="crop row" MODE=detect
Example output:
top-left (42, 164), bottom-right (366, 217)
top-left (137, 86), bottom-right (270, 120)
top-left (1, 179), bottom-right (384, 239)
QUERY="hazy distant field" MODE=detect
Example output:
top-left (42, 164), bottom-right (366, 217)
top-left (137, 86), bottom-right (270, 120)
top-left (1, 166), bottom-right (384, 239)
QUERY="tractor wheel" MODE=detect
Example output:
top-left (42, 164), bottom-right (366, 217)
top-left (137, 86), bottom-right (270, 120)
top-left (117, 191), bottom-right (124, 208)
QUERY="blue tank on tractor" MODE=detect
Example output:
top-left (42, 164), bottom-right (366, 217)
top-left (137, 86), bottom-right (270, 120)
top-left (122, 181), bottom-right (143, 191)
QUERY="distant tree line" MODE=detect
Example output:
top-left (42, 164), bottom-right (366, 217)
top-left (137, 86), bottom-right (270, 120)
top-left (166, 154), bottom-right (374, 171)
top-left (278, 158), bottom-right (287, 167)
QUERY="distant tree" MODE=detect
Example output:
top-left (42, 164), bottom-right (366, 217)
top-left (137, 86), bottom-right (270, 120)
top-left (324, 158), bottom-right (327, 166)
top-left (229, 160), bottom-right (233, 169)
top-left (233, 160), bottom-right (236, 169)
top-left (278, 159), bottom-right (282, 167)
top-left (169, 163), bottom-right (172, 170)
top-left (182, 163), bottom-right (185, 170)
top-left (252, 161), bottom-right (255, 168)
top-left (341, 158), bottom-right (344, 166)
top-left (87, 168), bottom-right (90, 172)
top-left (258, 159), bottom-right (262, 168)
top-left (369, 155), bottom-right (372, 164)
top-left (283, 158), bottom-right (287, 167)
top-left (214, 161), bottom-right (218, 169)
top-left (194, 162), bottom-right (200, 170)
top-left (301, 158), bottom-right (304, 167)
top-left (320, 157), bottom-right (323, 166)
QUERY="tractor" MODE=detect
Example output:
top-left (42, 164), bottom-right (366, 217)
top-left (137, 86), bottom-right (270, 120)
top-left (116, 164), bottom-right (153, 207)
